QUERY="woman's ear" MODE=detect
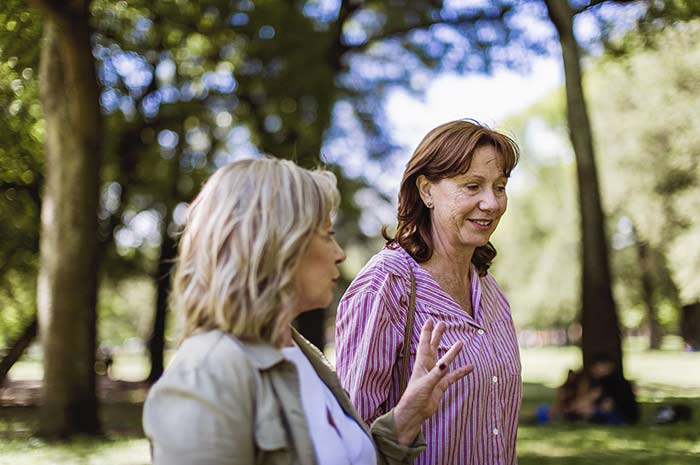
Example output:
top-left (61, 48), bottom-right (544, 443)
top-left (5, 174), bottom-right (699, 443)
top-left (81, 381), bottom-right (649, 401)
top-left (416, 175), bottom-right (433, 208)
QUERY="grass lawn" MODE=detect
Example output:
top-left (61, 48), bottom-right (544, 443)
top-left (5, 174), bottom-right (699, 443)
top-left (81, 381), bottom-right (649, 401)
top-left (1, 344), bottom-right (698, 464)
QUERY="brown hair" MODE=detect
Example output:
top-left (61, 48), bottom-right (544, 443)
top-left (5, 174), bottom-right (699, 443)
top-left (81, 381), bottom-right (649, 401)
top-left (383, 119), bottom-right (519, 276)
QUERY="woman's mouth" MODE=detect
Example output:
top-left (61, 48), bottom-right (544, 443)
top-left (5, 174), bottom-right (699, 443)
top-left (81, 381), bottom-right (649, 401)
top-left (469, 219), bottom-right (493, 230)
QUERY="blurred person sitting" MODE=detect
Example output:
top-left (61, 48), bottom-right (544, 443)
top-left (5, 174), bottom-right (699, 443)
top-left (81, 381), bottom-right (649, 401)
top-left (554, 358), bottom-right (639, 425)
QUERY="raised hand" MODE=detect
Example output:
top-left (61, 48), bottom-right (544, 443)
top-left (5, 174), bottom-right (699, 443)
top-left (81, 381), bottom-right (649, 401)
top-left (392, 319), bottom-right (474, 445)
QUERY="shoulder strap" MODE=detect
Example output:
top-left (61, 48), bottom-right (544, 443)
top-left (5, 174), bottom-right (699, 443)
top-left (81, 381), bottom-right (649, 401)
top-left (399, 268), bottom-right (417, 397)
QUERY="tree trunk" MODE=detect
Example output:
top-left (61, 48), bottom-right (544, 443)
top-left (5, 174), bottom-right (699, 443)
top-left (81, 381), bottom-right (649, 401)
top-left (681, 302), bottom-right (700, 350)
top-left (32, 0), bottom-right (102, 437)
top-left (543, 0), bottom-right (625, 374)
top-left (147, 229), bottom-right (177, 383)
top-left (0, 318), bottom-right (38, 386)
top-left (636, 239), bottom-right (663, 350)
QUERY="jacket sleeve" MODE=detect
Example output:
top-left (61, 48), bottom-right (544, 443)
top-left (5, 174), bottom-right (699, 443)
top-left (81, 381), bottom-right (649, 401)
top-left (370, 410), bottom-right (427, 465)
top-left (142, 357), bottom-right (256, 465)
top-left (335, 275), bottom-right (404, 426)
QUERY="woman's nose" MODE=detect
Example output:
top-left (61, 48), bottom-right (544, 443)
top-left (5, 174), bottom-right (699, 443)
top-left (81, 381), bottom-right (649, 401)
top-left (479, 189), bottom-right (499, 211)
top-left (335, 243), bottom-right (346, 264)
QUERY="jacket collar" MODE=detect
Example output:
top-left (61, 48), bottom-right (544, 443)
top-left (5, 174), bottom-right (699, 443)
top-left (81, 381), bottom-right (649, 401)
top-left (235, 339), bottom-right (286, 370)
top-left (291, 328), bottom-right (373, 439)
top-left (236, 329), bottom-right (373, 441)
top-left (233, 329), bottom-right (334, 371)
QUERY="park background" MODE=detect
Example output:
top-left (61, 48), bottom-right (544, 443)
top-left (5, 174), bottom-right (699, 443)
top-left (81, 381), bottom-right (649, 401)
top-left (1, 0), bottom-right (699, 463)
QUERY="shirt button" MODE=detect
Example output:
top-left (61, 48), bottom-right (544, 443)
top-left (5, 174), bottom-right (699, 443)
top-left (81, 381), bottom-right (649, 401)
top-left (477, 329), bottom-right (485, 335)
top-left (493, 428), bottom-right (499, 436)
top-left (492, 376), bottom-right (498, 384)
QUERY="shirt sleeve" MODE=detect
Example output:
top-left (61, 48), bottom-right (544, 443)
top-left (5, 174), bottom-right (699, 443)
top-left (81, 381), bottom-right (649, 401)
top-left (335, 278), bottom-right (404, 426)
top-left (143, 363), bottom-right (255, 465)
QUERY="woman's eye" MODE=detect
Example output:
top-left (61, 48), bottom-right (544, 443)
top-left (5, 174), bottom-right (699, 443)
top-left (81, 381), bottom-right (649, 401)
top-left (495, 185), bottom-right (507, 193)
top-left (464, 184), bottom-right (479, 191)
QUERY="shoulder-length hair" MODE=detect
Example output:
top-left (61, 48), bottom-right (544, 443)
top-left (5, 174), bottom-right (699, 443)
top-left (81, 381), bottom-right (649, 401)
top-left (171, 157), bottom-right (339, 346)
top-left (383, 119), bottom-right (519, 276)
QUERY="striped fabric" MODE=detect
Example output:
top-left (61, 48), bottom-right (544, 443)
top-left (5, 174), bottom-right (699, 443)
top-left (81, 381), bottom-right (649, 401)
top-left (335, 245), bottom-right (521, 465)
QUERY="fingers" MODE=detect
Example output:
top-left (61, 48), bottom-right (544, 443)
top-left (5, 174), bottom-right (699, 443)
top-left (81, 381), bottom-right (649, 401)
top-left (417, 318), bottom-right (434, 351)
top-left (420, 340), bottom-right (465, 385)
top-left (437, 340), bottom-right (463, 369)
top-left (441, 364), bottom-right (474, 387)
top-left (429, 320), bottom-right (446, 351)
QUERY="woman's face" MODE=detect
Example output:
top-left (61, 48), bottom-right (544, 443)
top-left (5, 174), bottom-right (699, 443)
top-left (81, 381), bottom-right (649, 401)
top-left (421, 145), bottom-right (508, 254)
top-left (294, 218), bottom-right (346, 314)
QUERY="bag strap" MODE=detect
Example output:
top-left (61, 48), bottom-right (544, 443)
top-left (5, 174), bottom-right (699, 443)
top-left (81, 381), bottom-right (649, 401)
top-left (399, 268), bottom-right (417, 397)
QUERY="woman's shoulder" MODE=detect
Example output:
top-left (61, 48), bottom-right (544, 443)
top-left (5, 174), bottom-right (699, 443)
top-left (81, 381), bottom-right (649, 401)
top-left (164, 330), bottom-right (256, 381)
top-left (145, 331), bottom-right (260, 416)
top-left (360, 245), bottom-right (413, 279)
top-left (344, 246), bottom-right (413, 296)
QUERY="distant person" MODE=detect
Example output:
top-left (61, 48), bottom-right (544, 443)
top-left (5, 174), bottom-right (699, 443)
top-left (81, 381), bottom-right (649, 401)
top-left (142, 158), bottom-right (474, 465)
top-left (554, 360), bottom-right (639, 425)
top-left (336, 120), bottom-right (522, 465)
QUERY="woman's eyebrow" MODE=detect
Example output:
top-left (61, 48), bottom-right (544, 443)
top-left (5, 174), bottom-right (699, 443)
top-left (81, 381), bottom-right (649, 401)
top-left (457, 173), bottom-right (508, 182)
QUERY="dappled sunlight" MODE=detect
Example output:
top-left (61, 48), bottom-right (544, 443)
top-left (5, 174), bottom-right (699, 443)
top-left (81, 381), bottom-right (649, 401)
top-left (518, 404), bottom-right (700, 464)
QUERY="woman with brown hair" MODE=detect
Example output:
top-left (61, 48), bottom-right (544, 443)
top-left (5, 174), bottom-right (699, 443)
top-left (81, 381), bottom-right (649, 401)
top-left (336, 120), bottom-right (522, 465)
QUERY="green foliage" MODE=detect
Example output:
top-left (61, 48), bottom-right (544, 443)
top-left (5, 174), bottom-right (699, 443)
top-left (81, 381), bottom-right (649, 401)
top-left (492, 86), bottom-right (579, 329)
top-left (98, 278), bottom-right (155, 346)
top-left (0, 0), bottom-right (553, 351)
top-left (494, 18), bottom-right (700, 333)
top-left (3, 0), bottom-right (695, 351)
top-left (492, 156), bottom-right (580, 329)
top-left (0, 2), bottom-right (42, 345)
top-left (590, 20), bottom-right (700, 305)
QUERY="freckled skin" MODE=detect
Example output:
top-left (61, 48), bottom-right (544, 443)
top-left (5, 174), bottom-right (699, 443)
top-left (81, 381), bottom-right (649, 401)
top-left (427, 145), bottom-right (508, 257)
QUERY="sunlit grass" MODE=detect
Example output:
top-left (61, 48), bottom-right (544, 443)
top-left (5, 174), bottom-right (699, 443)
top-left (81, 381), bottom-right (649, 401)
top-left (0, 437), bottom-right (150, 465)
top-left (517, 415), bottom-right (700, 465)
top-left (2, 343), bottom-right (699, 464)
top-left (0, 403), bottom-right (150, 465)
top-left (518, 346), bottom-right (700, 465)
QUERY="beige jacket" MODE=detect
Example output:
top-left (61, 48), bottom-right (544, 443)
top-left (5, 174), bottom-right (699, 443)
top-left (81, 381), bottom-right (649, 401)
top-left (143, 328), bottom-right (426, 465)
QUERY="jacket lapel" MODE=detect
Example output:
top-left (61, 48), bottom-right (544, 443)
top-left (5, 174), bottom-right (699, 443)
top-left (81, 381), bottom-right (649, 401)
top-left (292, 328), bottom-right (373, 439)
top-left (236, 336), bottom-right (317, 465)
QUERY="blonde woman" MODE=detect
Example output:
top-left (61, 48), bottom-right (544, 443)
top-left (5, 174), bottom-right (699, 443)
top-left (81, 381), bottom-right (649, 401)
top-left (142, 158), bottom-right (473, 465)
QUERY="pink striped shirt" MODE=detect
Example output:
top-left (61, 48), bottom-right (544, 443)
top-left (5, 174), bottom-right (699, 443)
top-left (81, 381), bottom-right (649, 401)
top-left (335, 245), bottom-right (521, 465)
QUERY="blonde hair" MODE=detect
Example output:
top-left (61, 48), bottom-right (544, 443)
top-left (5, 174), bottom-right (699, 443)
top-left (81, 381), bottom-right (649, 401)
top-left (171, 157), bottom-right (339, 346)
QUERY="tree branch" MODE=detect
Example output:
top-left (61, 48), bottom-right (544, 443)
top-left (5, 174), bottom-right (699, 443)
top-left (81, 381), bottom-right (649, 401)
top-left (341, 6), bottom-right (512, 55)
top-left (573, 0), bottom-right (636, 16)
top-left (0, 317), bottom-right (38, 386)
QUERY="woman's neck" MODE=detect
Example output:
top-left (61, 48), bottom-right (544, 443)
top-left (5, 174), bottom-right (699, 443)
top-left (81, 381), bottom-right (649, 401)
top-left (421, 249), bottom-right (474, 316)
top-left (280, 326), bottom-right (294, 347)
top-left (422, 251), bottom-right (472, 283)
